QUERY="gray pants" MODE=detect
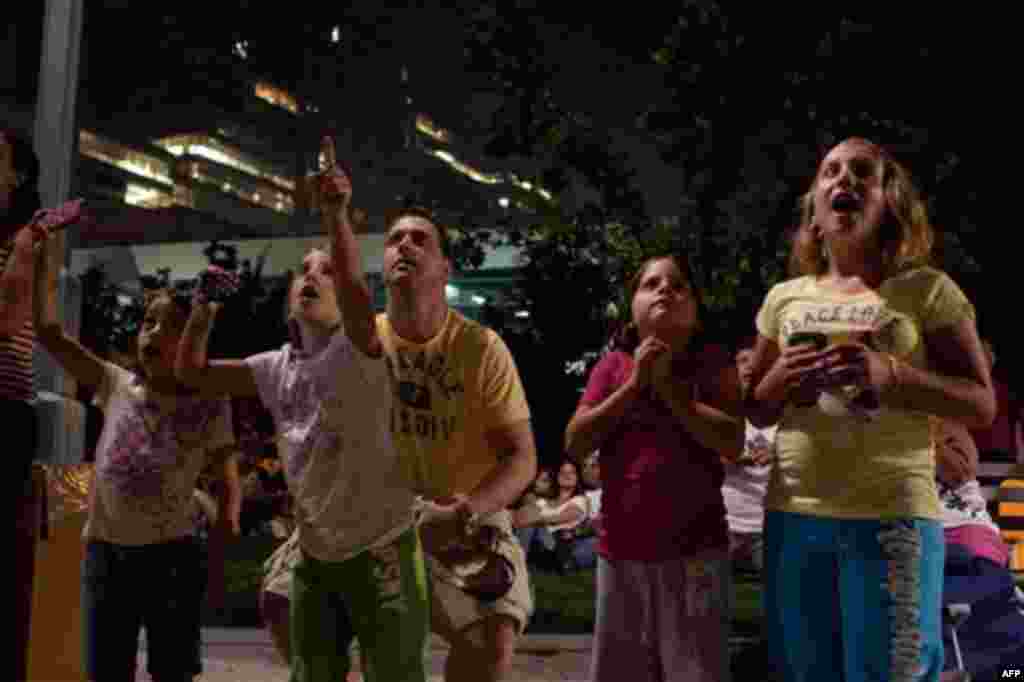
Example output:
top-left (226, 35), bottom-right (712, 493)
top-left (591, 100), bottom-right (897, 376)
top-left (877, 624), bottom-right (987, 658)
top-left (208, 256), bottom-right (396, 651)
top-left (590, 550), bottom-right (732, 682)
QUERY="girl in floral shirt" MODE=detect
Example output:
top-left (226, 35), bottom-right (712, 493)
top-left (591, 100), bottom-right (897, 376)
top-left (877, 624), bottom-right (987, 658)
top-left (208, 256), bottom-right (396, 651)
top-left (35, 233), bottom-right (239, 681)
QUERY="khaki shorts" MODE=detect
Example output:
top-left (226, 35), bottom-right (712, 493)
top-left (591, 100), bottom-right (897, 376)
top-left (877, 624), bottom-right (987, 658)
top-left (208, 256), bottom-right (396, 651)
top-left (426, 509), bottom-right (533, 635)
top-left (262, 510), bottom-right (534, 633)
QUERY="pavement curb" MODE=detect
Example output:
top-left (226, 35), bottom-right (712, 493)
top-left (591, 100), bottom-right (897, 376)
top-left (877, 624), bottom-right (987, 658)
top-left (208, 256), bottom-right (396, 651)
top-left (200, 628), bottom-right (592, 653)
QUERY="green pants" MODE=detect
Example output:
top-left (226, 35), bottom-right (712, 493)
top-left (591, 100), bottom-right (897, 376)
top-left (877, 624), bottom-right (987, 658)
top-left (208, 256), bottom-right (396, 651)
top-left (290, 526), bottom-right (429, 682)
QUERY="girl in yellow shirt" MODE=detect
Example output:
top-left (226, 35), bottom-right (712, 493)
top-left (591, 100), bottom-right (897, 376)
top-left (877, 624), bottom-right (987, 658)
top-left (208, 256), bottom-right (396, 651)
top-left (745, 138), bottom-right (994, 682)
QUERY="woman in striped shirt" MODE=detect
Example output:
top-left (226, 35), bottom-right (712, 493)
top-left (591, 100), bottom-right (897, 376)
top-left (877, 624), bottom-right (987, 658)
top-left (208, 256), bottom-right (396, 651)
top-left (2, 124), bottom-right (43, 682)
top-left (2, 124), bottom-right (43, 489)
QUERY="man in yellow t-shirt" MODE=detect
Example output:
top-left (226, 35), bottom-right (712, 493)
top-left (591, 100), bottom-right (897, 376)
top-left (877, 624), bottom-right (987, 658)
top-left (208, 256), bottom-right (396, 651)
top-left (378, 206), bottom-right (537, 682)
top-left (257, 206), bottom-right (537, 681)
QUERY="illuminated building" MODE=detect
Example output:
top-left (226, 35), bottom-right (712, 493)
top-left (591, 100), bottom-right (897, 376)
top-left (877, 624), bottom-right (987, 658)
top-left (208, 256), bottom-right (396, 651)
top-left (67, 66), bottom-right (533, 322)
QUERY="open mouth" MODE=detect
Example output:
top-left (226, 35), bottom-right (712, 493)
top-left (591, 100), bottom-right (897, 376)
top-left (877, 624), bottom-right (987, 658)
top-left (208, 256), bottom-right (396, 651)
top-left (393, 258), bottom-right (415, 271)
top-left (299, 284), bottom-right (319, 300)
top-left (831, 192), bottom-right (862, 212)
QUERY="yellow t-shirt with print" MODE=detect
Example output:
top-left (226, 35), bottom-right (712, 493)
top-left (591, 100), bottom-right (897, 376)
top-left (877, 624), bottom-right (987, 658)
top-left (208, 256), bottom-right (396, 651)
top-left (755, 266), bottom-right (975, 520)
top-left (376, 310), bottom-right (531, 499)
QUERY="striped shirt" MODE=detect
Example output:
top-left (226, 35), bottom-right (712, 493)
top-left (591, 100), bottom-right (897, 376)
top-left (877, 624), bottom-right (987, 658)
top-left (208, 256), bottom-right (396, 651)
top-left (0, 240), bottom-right (35, 402)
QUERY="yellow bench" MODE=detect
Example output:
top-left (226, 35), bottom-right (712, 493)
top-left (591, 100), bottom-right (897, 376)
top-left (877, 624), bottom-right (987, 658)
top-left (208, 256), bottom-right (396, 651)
top-left (998, 478), bottom-right (1024, 572)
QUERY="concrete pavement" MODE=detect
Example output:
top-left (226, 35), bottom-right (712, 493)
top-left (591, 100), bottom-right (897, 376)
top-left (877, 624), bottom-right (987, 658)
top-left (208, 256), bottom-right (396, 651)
top-left (137, 629), bottom-right (592, 682)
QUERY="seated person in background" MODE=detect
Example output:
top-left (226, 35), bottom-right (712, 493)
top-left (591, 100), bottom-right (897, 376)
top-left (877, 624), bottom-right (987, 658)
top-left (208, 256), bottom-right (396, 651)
top-left (721, 343), bottom-right (776, 573)
top-left (514, 465), bottom-right (554, 513)
top-left (935, 417), bottom-right (1024, 681)
top-left (936, 417), bottom-right (1007, 567)
top-left (513, 459), bottom-right (588, 571)
top-left (239, 455), bottom-right (287, 536)
top-left (560, 451), bottom-right (602, 571)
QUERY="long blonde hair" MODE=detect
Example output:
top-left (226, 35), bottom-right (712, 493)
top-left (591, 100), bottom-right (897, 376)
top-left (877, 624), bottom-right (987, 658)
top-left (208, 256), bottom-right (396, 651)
top-left (790, 138), bottom-right (934, 278)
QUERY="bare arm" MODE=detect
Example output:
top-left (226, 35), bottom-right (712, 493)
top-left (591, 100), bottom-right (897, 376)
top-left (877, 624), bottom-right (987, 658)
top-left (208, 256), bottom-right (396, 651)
top-left (566, 337), bottom-right (665, 460)
top-left (745, 334), bottom-right (783, 427)
top-left (208, 447), bottom-right (242, 538)
top-left (33, 231), bottom-right (106, 389)
top-left (512, 498), bottom-right (586, 528)
top-left (320, 136), bottom-right (380, 358)
top-left (175, 302), bottom-right (260, 397)
top-left (565, 382), bottom-right (642, 462)
top-left (662, 395), bottom-right (745, 463)
top-left (466, 419), bottom-right (538, 517)
top-left (203, 446), bottom-right (241, 610)
top-left (0, 226), bottom-right (38, 337)
top-left (746, 334), bottom-right (825, 429)
top-left (657, 358), bottom-right (745, 461)
top-left (934, 418), bottom-right (979, 487)
top-left (885, 319), bottom-right (995, 429)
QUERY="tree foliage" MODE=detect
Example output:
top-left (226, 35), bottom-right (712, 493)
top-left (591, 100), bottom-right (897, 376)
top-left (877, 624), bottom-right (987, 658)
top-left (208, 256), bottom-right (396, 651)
top-left (456, 1), bottom-right (1006, 459)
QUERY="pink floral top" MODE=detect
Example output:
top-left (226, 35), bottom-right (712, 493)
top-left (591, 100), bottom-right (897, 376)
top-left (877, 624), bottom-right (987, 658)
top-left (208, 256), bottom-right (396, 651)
top-left (85, 362), bottom-right (234, 545)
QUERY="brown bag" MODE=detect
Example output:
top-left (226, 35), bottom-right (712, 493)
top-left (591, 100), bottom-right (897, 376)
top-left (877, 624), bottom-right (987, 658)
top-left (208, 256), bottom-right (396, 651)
top-left (427, 524), bottom-right (515, 603)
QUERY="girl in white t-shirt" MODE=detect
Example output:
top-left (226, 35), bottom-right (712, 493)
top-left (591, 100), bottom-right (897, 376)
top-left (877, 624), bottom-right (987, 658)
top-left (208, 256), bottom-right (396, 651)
top-left (175, 138), bottom-right (427, 682)
top-left (35, 236), bottom-right (240, 680)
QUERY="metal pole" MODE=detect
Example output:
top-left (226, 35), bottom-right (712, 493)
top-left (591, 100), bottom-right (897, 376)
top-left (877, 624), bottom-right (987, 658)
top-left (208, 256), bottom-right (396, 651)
top-left (16, 3), bottom-right (85, 681)
top-left (33, 0), bottom-right (83, 216)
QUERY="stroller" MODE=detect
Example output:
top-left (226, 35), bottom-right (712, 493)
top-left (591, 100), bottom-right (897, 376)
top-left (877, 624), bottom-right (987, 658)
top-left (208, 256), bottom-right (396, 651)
top-left (942, 544), bottom-right (1024, 680)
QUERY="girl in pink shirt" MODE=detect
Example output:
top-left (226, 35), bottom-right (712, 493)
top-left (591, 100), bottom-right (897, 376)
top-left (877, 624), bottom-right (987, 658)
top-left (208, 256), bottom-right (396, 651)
top-left (566, 254), bottom-right (744, 682)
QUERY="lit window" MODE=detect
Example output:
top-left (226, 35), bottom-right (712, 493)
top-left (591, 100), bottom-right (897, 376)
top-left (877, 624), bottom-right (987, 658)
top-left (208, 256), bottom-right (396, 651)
top-left (190, 162), bottom-right (294, 214)
top-left (445, 284), bottom-right (459, 301)
top-left (498, 197), bottom-right (510, 208)
top-left (331, 26), bottom-right (341, 43)
top-left (429, 149), bottom-right (501, 185)
top-left (233, 41), bottom-right (249, 59)
top-left (471, 295), bottom-right (486, 305)
top-left (124, 183), bottom-right (174, 208)
top-left (79, 130), bottom-right (174, 186)
top-left (155, 134), bottom-right (295, 191)
top-left (254, 82), bottom-right (299, 114)
top-left (515, 310), bottom-right (530, 318)
top-left (416, 114), bottom-right (451, 143)
top-left (432, 149), bottom-right (455, 164)
top-left (510, 176), bottom-right (552, 200)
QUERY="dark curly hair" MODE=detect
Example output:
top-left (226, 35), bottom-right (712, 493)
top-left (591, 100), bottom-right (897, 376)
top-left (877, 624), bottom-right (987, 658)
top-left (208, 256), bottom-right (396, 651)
top-left (1, 125), bottom-right (42, 230)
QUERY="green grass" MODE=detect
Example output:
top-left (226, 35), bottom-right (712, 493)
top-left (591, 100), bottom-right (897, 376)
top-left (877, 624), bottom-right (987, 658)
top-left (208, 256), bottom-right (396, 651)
top-left (527, 567), bottom-right (598, 633)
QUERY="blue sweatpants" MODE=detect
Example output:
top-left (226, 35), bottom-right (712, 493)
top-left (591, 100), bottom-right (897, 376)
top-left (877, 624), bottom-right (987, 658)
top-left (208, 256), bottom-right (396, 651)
top-left (763, 511), bottom-right (944, 682)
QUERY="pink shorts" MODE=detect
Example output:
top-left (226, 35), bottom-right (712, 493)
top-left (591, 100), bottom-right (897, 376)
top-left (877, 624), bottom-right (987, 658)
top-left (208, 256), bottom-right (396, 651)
top-left (590, 548), bottom-right (731, 682)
